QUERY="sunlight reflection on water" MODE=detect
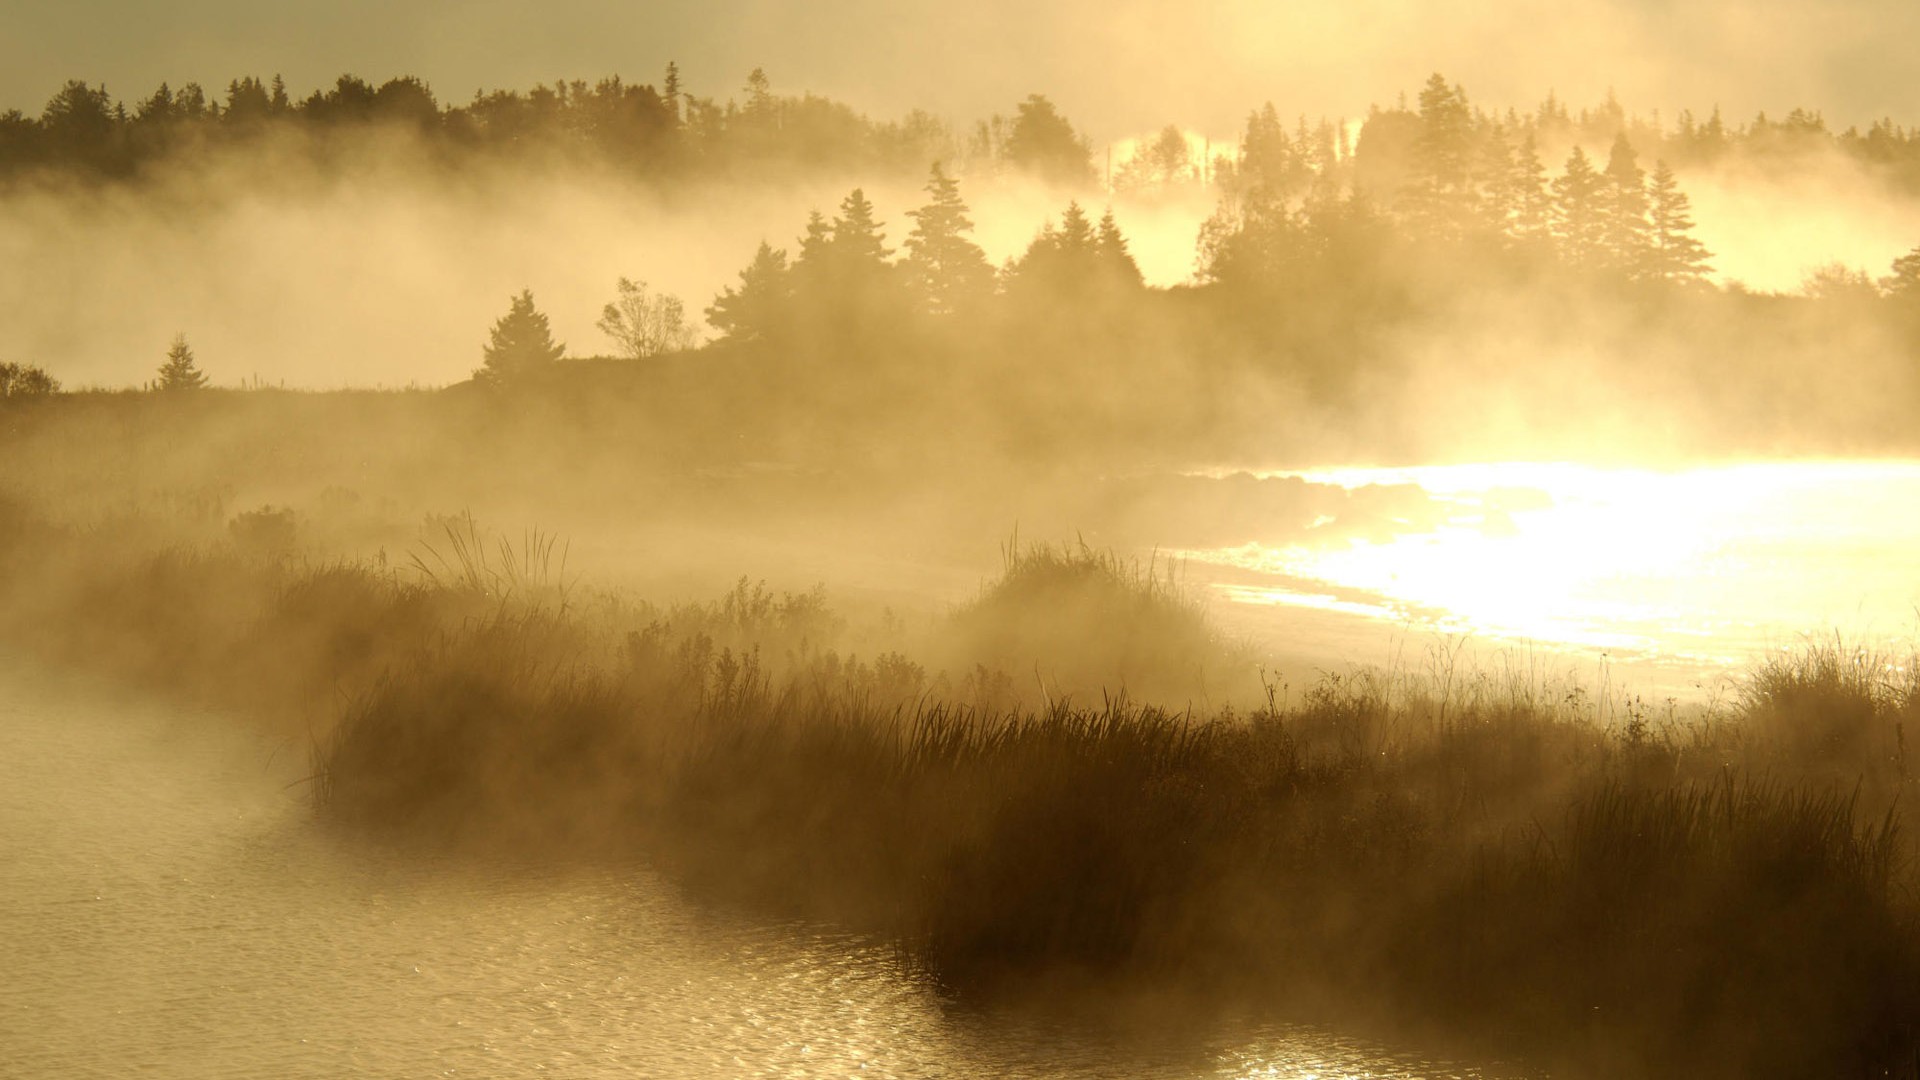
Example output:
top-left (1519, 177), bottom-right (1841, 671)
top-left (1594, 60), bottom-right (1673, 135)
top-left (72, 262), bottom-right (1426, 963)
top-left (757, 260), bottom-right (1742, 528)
top-left (0, 660), bottom-right (1533, 1080)
top-left (1183, 460), bottom-right (1920, 669)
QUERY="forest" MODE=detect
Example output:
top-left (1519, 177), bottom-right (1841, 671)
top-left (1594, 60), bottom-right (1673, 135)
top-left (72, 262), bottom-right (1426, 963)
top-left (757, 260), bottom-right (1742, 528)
top-left (6, 65), bottom-right (1920, 193)
top-left (4, 69), bottom-right (1919, 476)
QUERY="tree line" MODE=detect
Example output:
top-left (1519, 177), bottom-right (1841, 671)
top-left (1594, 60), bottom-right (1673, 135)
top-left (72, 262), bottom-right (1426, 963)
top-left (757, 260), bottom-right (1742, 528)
top-left (5, 69), bottom-right (1918, 413)
top-left (460, 135), bottom-right (1919, 391)
top-left (1198, 75), bottom-right (1719, 291)
top-left (5, 66), bottom-right (1919, 197)
top-left (0, 66), bottom-right (1091, 186)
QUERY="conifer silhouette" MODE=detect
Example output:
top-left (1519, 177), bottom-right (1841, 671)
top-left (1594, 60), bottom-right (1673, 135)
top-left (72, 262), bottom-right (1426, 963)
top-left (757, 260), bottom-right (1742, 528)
top-left (156, 333), bottom-right (208, 391)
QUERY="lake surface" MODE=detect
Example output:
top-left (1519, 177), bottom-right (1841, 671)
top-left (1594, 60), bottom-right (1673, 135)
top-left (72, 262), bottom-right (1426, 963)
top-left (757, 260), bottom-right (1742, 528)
top-left (0, 658), bottom-right (1527, 1078)
top-left (1181, 460), bottom-right (1920, 695)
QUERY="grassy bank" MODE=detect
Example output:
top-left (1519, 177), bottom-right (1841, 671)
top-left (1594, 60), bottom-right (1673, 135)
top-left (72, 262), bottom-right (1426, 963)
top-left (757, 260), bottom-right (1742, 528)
top-left (3, 507), bottom-right (1917, 1077)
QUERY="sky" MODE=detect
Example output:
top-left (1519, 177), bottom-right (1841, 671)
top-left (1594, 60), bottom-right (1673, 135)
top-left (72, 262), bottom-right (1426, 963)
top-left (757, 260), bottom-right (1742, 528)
top-left (3, 0), bottom-right (1917, 141)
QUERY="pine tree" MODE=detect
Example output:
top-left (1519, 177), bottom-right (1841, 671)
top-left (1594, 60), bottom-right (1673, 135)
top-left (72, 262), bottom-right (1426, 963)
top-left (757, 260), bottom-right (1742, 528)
top-left (901, 163), bottom-right (994, 315)
top-left (1095, 208), bottom-right (1143, 287)
top-left (830, 188), bottom-right (892, 266)
top-left (706, 241), bottom-right (791, 342)
top-left (795, 211), bottom-right (833, 268)
top-left (474, 290), bottom-right (564, 387)
top-left (1550, 147), bottom-right (1607, 270)
top-left (663, 62), bottom-right (682, 125)
top-left (1645, 160), bottom-right (1713, 284)
top-left (790, 190), bottom-right (895, 299)
top-left (1474, 126), bottom-right (1517, 234)
top-left (1010, 201), bottom-right (1122, 294)
top-left (136, 82), bottom-right (176, 124)
top-left (1601, 133), bottom-right (1651, 275)
top-left (156, 333), bottom-right (208, 391)
top-left (1510, 132), bottom-right (1553, 245)
top-left (1404, 73), bottom-right (1475, 239)
top-left (1237, 103), bottom-right (1297, 202)
top-left (1055, 201), bottom-right (1096, 253)
top-left (743, 68), bottom-right (773, 117)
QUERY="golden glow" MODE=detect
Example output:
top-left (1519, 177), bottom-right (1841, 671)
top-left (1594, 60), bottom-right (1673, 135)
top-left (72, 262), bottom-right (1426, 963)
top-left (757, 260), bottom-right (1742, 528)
top-left (1185, 460), bottom-right (1920, 662)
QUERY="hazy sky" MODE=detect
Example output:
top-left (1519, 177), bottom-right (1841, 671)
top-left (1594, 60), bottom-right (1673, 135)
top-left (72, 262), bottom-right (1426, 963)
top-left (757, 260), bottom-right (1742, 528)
top-left (4, 0), bottom-right (1916, 140)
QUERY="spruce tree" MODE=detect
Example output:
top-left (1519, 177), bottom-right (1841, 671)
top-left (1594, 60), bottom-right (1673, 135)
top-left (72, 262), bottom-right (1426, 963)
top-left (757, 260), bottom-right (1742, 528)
top-left (1404, 73), bottom-right (1475, 239)
top-left (474, 290), bottom-right (564, 388)
top-left (1095, 208), bottom-right (1144, 287)
top-left (744, 68), bottom-right (773, 116)
top-left (156, 333), bottom-right (208, 391)
top-left (1011, 201), bottom-right (1126, 294)
top-left (1509, 132), bottom-right (1553, 245)
top-left (1055, 201), bottom-right (1096, 254)
top-left (786, 191), bottom-right (901, 326)
top-left (1551, 147), bottom-right (1607, 270)
top-left (795, 211), bottom-right (833, 268)
top-left (1237, 103), bottom-right (1296, 202)
top-left (706, 241), bottom-right (792, 342)
top-left (1474, 126), bottom-right (1517, 234)
top-left (830, 188), bottom-right (892, 266)
top-left (901, 163), bottom-right (993, 315)
top-left (1601, 133), bottom-right (1651, 275)
top-left (789, 210), bottom-right (836, 299)
top-left (1645, 160), bottom-right (1713, 284)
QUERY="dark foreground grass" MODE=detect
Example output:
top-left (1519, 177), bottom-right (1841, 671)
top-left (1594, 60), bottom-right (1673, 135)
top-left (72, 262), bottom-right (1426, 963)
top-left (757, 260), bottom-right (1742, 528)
top-left (5, 512), bottom-right (1919, 1078)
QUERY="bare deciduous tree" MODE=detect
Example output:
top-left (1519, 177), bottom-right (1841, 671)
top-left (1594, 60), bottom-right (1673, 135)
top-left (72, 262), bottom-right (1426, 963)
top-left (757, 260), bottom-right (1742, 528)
top-left (598, 277), bottom-right (698, 360)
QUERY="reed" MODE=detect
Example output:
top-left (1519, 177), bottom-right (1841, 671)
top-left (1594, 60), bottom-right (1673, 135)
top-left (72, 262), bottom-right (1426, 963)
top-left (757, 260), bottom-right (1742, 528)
top-left (5, 513), bottom-right (1918, 1076)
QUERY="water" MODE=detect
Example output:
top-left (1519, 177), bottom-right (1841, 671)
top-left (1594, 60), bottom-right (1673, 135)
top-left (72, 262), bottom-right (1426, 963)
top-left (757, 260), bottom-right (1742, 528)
top-left (0, 658), bottom-right (1525, 1079)
top-left (1181, 460), bottom-right (1920, 693)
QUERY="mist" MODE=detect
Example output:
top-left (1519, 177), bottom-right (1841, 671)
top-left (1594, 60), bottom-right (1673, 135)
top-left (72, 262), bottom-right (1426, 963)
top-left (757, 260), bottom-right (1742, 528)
top-left (0, 140), bottom-right (1224, 388)
top-left (6, 20), bottom-right (1920, 1080)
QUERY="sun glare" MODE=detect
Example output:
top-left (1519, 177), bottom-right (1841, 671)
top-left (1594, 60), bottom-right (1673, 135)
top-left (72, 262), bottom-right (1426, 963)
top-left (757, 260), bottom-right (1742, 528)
top-left (1188, 460), bottom-right (1920, 660)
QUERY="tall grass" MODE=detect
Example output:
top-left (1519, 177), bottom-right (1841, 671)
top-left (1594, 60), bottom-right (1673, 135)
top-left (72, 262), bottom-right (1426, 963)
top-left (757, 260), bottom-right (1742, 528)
top-left (943, 538), bottom-right (1234, 707)
top-left (5, 514), bottom-right (1919, 1077)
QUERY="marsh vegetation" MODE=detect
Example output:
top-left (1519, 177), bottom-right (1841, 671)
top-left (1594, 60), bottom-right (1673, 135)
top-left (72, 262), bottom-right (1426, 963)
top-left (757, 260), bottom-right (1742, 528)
top-left (5, 59), bottom-right (1920, 1078)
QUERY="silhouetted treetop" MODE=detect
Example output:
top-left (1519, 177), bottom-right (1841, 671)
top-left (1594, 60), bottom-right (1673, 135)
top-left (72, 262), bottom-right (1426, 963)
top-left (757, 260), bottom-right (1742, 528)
top-left (1887, 244), bottom-right (1920, 299)
top-left (6, 65), bottom-right (1918, 204)
top-left (707, 241), bottom-right (791, 343)
top-left (1000, 95), bottom-right (1094, 187)
top-left (156, 333), bottom-right (208, 391)
top-left (1095, 208), bottom-right (1143, 287)
top-left (476, 290), bottom-right (564, 388)
top-left (1008, 201), bottom-right (1144, 296)
top-left (902, 164), bottom-right (994, 315)
top-left (1644, 160), bottom-right (1711, 284)
top-left (1600, 133), bottom-right (1651, 273)
top-left (1402, 74), bottom-right (1475, 238)
top-left (831, 188), bottom-right (891, 264)
top-left (1550, 146), bottom-right (1607, 271)
top-left (0, 65), bottom-right (966, 185)
top-left (0, 361), bottom-right (59, 399)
